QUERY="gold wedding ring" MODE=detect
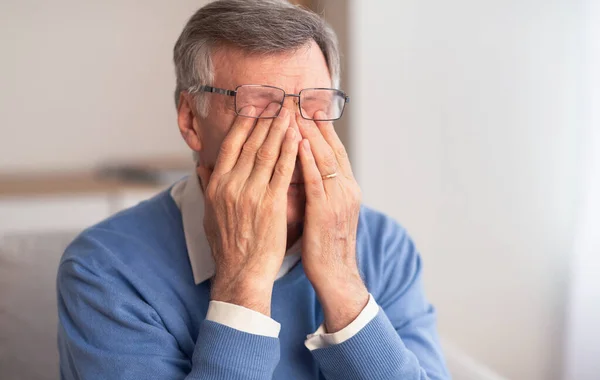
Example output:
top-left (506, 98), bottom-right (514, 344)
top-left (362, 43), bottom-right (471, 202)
top-left (321, 172), bottom-right (338, 180)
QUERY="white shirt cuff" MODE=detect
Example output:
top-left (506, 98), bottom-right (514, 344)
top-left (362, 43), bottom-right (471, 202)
top-left (205, 300), bottom-right (281, 338)
top-left (304, 293), bottom-right (379, 351)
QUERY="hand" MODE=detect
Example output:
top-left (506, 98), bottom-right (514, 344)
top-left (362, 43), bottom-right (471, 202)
top-left (199, 105), bottom-right (298, 316)
top-left (297, 111), bottom-right (369, 333)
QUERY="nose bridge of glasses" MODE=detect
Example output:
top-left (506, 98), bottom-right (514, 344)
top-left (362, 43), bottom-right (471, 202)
top-left (281, 93), bottom-right (300, 113)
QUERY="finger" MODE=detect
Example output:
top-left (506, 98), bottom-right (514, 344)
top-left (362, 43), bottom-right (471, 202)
top-left (298, 139), bottom-right (325, 200)
top-left (212, 106), bottom-right (257, 177)
top-left (269, 127), bottom-right (299, 192)
top-left (296, 112), bottom-right (338, 178)
top-left (233, 102), bottom-right (282, 178)
top-left (313, 110), bottom-right (353, 177)
top-left (249, 108), bottom-right (291, 184)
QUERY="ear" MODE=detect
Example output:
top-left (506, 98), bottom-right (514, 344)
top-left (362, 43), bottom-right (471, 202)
top-left (177, 92), bottom-right (202, 152)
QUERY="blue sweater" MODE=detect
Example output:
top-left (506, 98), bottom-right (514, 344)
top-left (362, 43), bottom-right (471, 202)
top-left (57, 190), bottom-right (449, 379)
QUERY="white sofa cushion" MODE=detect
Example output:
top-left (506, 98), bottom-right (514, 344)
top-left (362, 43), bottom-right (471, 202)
top-left (0, 231), bottom-right (77, 380)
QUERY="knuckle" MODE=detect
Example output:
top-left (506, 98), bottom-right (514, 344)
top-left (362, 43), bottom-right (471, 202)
top-left (256, 146), bottom-right (277, 163)
top-left (307, 177), bottom-right (322, 188)
top-left (205, 181), bottom-right (222, 202)
top-left (205, 187), bottom-right (217, 203)
top-left (335, 146), bottom-right (348, 159)
top-left (241, 191), bottom-right (259, 208)
top-left (273, 162), bottom-right (290, 178)
top-left (324, 153), bottom-right (337, 169)
top-left (242, 141), bottom-right (260, 155)
top-left (222, 181), bottom-right (238, 200)
top-left (219, 141), bottom-right (236, 156)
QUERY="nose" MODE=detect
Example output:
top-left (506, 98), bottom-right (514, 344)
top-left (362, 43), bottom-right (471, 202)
top-left (282, 96), bottom-right (302, 143)
top-left (281, 95), bottom-right (299, 114)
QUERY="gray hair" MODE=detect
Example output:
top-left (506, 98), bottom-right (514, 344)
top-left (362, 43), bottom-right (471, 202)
top-left (173, 0), bottom-right (341, 117)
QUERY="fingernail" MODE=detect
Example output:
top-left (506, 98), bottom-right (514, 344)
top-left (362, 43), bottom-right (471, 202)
top-left (302, 139), bottom-right (310, 151)
top-left (240, 106), bottom-right (255, 117)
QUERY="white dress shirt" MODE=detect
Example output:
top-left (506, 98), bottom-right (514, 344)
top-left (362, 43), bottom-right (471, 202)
top-left (170, 174), bottom-right (379, 350)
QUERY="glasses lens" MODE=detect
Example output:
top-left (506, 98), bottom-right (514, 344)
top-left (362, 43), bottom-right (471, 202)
top-left (236, 85), bottom-right (284, 118)
top-left (300, 89), bottom-right (345, 120)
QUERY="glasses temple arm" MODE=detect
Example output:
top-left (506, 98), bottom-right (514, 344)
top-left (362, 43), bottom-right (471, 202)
top-left (188, 85), bottom-right (236, 96)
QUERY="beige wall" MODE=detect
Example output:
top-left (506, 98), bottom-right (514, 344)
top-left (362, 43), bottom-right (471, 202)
top-left (0, 0), bottom-right (205, 173)
top-left (348, 0), bottom-right (581, 379)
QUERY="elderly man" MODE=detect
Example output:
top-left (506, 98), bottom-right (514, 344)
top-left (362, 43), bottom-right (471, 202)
top-left (57, 1), bottom-right (449, 379)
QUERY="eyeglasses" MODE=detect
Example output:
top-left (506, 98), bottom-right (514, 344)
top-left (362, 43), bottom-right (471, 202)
top-left (188, 84), bottom-right (350, 121)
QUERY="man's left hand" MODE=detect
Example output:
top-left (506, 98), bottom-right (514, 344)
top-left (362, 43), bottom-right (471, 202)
top-left (297, 111), bottom-right (369, 333)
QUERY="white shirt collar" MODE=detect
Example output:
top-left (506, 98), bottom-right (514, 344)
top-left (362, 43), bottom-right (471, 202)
top-left (170, 174), bottom-right (302, 285)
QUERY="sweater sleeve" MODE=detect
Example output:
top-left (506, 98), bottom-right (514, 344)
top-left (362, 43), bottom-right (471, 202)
top-left (57, 244), bottom-right (279, 380)
top-left (308, 215), bottom-right (450, 380)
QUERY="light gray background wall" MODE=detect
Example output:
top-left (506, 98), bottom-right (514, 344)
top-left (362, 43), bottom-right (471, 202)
top-left (563, 0), bottom-right (600, 378)
top-left (0, 0), bottom-right (202, 173)
top-left (348, 1), bottom-right (581, 379)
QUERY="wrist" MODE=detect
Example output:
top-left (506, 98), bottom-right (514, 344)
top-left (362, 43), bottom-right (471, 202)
top-left (211, 273), bottom-right (274, 316)
top-left (308, 261), bottom-right (363, 296)
top-left (313, 274), bottom-right (369, 333)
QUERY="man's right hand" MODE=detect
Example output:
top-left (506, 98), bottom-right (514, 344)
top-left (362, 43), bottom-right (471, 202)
top-left (198, 104), bottom-right (298, 316)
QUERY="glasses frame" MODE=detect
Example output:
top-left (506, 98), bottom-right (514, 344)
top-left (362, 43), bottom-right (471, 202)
top-left (188, 84), bottom-right (350, 121)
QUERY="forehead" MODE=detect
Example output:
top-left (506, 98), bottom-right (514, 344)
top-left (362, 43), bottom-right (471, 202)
top-left (211, 40), bottom-right (332, 92)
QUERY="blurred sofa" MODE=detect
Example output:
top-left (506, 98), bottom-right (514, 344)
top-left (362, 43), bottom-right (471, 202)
top-left (0, 231), bottom-right (76, 380)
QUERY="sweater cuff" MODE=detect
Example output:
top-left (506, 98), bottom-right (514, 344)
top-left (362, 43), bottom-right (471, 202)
top-left (305, 294), bottom-right (378, 350)
top-left (190, 319), bottom-right (280, 379)
top-left (309, 309), bottom-right (417, 380)
top-left (206, 300), bottom-right (281, 337)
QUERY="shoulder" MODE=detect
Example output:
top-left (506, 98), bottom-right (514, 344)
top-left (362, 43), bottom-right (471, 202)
top-left (356, 204), bottom-right (412, 258)
top-left (58, 190), bottom-right (185, 284)
top-left (357, 205), bottom-right (407, 241)
top-left (356, 205), bottom-right (422, 299)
